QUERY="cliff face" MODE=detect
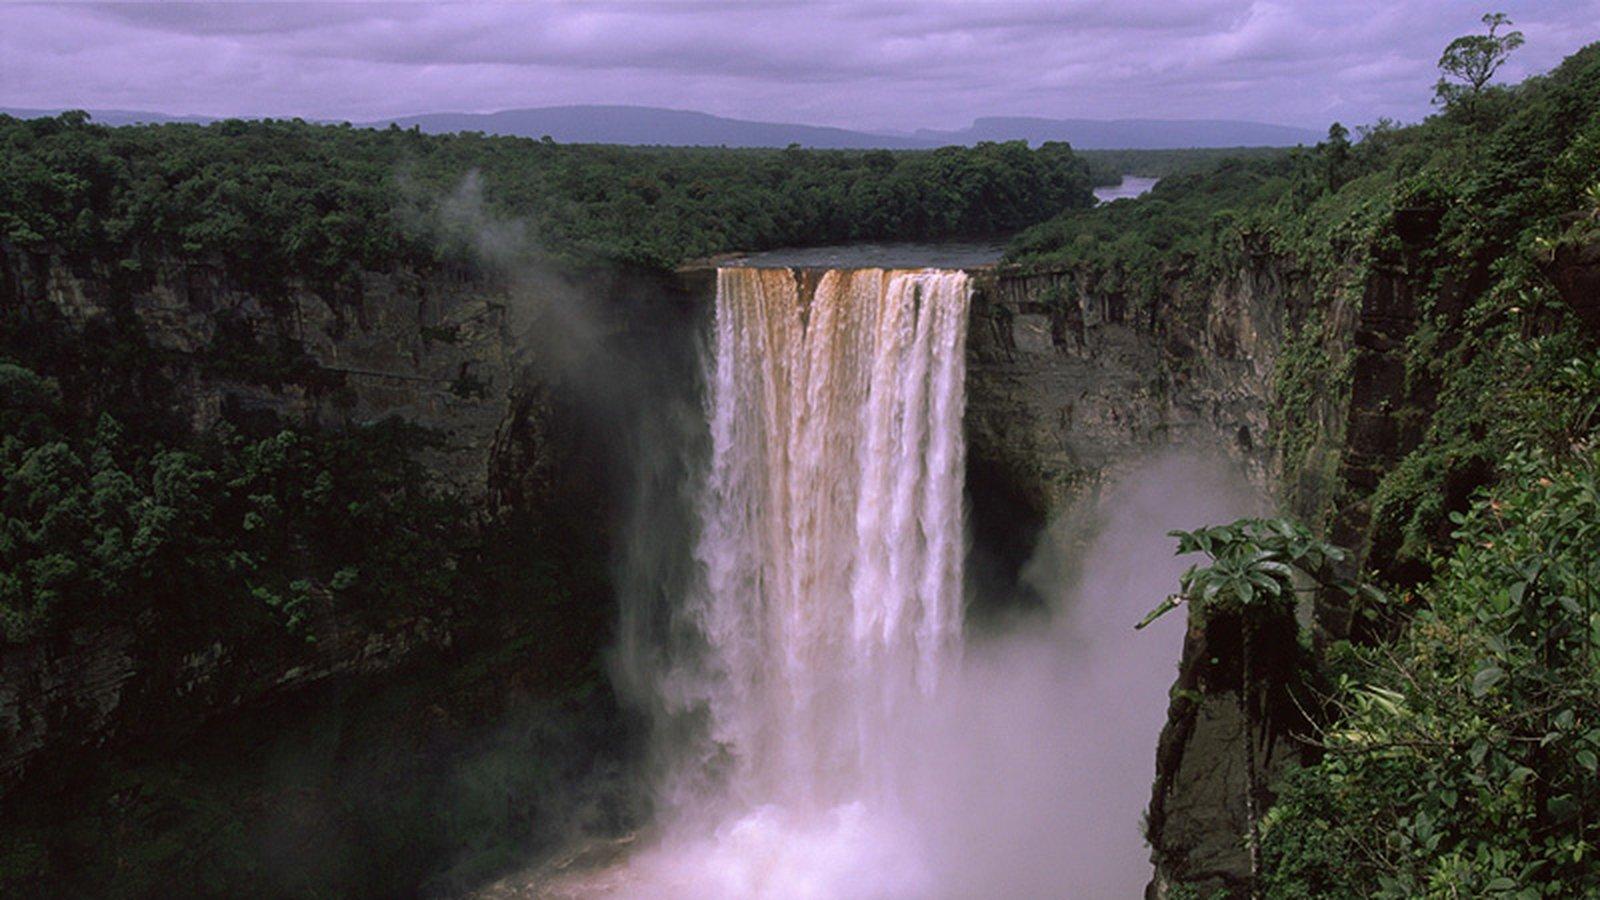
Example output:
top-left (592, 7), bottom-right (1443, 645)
top-left (964, 259), bottom-right (1290, 600)
top-left (1547, 238), bottom-right (1600, 337)
top-left (967, 253), bottom-right (1408, 896)
top-left (3, 245), bottom-right (524, 488)
top-left (0, 245), bottom-right (687, 801)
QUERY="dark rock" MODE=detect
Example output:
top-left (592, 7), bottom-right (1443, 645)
top-left (0, 244), bottom-right (671, 800)
top-left (1394, 206), bottom-right (1444, 247)
top-left (1546, 238), bottom-right (1600, 336)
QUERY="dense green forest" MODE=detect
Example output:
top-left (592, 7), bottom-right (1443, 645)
top-left (0, 301), bottom-right (563, 650)
top-left (0, 114), bottom-right (1094, 281)
top-left (0, 117), bottom-right (1097, 645)
top-left (1076, 145), bottom-right (1293, 182)
top-left (1019, 37), bottom-right (1600, 897)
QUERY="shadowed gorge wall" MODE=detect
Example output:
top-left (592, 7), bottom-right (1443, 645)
top-left (963, 260), bottom-right (1287, 594)
top-left (0, 226), bottom-right (1397, 896)
top-left (8, 218), bottom-right (1557, 895)
top-left (966, 249), bottom-right (1423, 894)
top-left (0, 242), bottom-right (701, 894)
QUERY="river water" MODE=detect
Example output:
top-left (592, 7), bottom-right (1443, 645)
top-left (1092, 175), bottom-right (1159, 204)
top-left (722, 242), bottom-right (1004, 270)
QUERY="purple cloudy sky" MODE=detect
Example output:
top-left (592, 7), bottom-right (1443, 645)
top-left (2, 1), bottom-right (1595, 131)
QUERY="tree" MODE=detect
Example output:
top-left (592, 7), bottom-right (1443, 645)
top-left (1433, 13), bottom-right (1524, 110)
top-left (1321, 122), bottom-right (1351, 191)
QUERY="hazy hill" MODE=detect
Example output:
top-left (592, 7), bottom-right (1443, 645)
top-left (370, 104), bottom-right (929, 149)
top-left (377, 106), bottom-right (1320, 149)
top-left (3, 104), bottom-right (1320, 150)
top-left (0, 106), bottom-right (212, 126)
top-left (916, 116), bottom-right (1321, 149)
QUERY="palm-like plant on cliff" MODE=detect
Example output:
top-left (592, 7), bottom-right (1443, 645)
top-left (1139, 518), bottom-right (1374, 898)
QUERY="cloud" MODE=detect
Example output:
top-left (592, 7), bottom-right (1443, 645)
top-left (1, 0), bottom-right (1596, 130)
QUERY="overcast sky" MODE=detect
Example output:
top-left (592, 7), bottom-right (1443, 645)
top-left (2, 1), bottom-right (1595, 132)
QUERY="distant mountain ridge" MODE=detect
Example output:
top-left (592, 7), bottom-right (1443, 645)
top-left (0, 107), bottom-right (211, 126)
top-left (373, 105), bottom-right (930, 150)
top-left (915, 116), bottom-right (1322, 150)
top-left (2, 104), bottom-right (1321, 150)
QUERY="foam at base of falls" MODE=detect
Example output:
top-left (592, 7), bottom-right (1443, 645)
top-left (548, 803), bottom-right (928, 900)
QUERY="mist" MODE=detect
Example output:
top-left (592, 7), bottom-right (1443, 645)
top-left (895, 452), bottom-right (1260, 897)
top-left (546, 441), bottom-right (1258, 899)
top-left (413, 187), bottom-right (1263, 896)
top-left (389, 173), bottom-right (711, 892)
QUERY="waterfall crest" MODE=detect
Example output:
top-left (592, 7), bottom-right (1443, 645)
top-left (690, 266), bottom-right (971, 808)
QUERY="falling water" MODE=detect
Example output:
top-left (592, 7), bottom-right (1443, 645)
top-left (529, 265), bottom-right (1224, 897)
top-left (540, 267), bottom-right (971, 897)
top-left (691, 266), bottom-right (970, 810)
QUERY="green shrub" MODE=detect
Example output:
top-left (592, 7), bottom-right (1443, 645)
top-left (0, 359), bottom-right (479, 644)
top-left (1263, 445), bottom-right (1600, 898)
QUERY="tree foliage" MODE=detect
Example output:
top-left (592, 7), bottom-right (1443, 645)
top-left (1434, 13), bottom-right (1525, 110)
top-left (1141, 519), bottom-right (1370, 897)
top-left (0, 115), bottom-right (1095, 284)
top-left (0, 358), bottom-right (477, 644)
top-left (1262, 446), bottom-right (1600, 898)
top-left (1138, 518), bottom-right (1354, 631)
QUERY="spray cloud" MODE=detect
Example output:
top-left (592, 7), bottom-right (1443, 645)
top-left (565, 260), bottom-right (1263, 898)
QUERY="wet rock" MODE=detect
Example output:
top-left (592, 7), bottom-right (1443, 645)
top-left (1546, 238), bottom-right (1600, 336)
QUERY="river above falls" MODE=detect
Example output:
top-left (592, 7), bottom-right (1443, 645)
top-left (719, 240), bottom-right (1006, 270)
top-left (711, 180), bottom-right (1157, 271)
top-left (1093, 175), bottom-right (1160, 204)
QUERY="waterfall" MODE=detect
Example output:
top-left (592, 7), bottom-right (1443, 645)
top-left (689, 266), bottom-right (971, 809)
top-left (539, 262), bottom-right (1201, 897)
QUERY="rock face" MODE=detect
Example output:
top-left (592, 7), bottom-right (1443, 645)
top-left (0, 246), bottom-right (517, 793)
top-left (960, 254), bottom-right (1350, 896)
top-left (0, 244), bottom-right (691, 800)
top-left (963, 261), bottom-right (1291, 601)
top-left (2, 246), bottom-right (520, 494)
top-left (1547, 238), bottom-right (1600, 337)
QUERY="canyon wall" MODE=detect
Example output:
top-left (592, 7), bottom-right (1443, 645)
top-left (964, 258), bottom-right (1288, 598)
top-left (965, 262), bottom-right (1280, 897)
top-left (0, 244), bottom-right (693, 803)
top-left (967, 250), bottom-right (1426, 897)
top-left (1, 237), bottom-right (1456, 895)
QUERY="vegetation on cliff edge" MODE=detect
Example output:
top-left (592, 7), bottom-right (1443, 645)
top-left (1118, 27), bottom-right (1600, 899)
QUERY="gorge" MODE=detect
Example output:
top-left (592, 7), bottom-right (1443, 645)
top-left (526, 263), bottom-right (1251, 897)
top-left (0, 227), bottom-right (1378, 896)
top-left (0, 227), bottom-right (1276, 895)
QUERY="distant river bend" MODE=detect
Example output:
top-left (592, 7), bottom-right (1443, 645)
top-left (1092, 175), bottom-right (1159, 204)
